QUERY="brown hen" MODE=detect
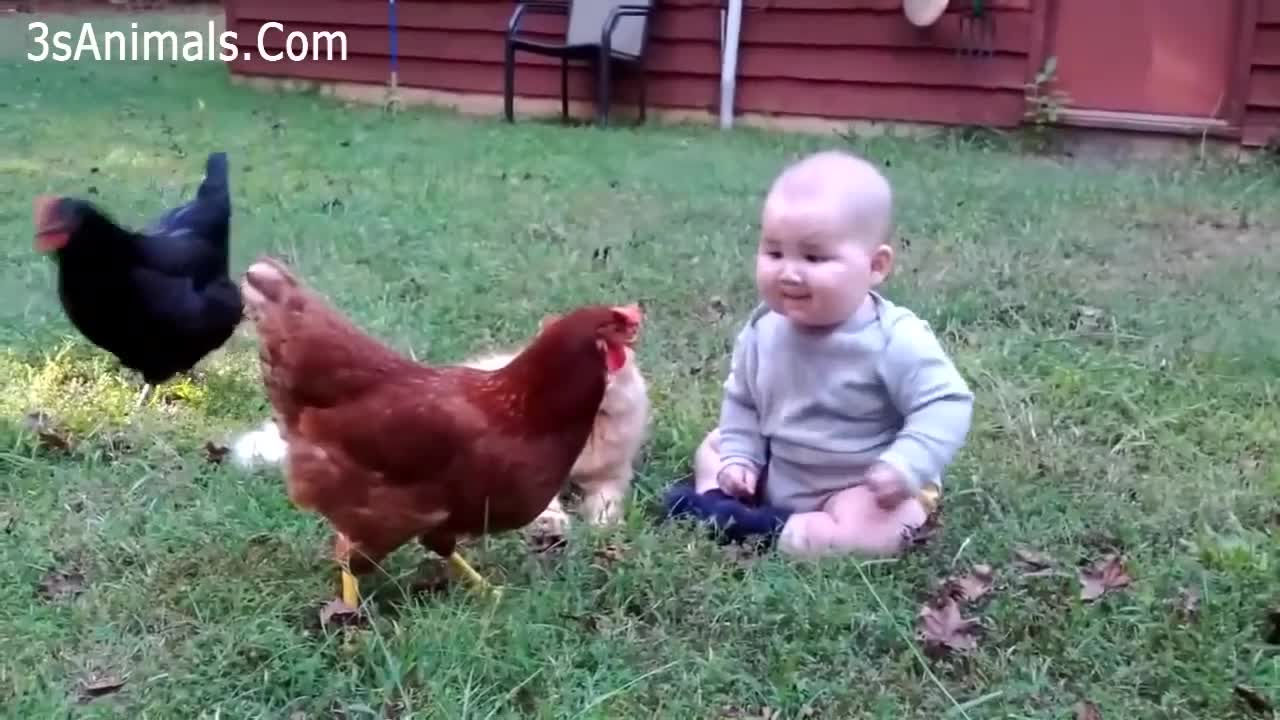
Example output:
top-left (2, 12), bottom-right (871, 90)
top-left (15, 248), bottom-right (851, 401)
top-left (239, 256), bottom-right (641, 605)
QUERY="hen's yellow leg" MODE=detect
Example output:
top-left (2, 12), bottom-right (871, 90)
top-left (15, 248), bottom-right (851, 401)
top-left (447, 552), bottom-right (502, 601)
top-left (341, 567), bottom-right (360, 607)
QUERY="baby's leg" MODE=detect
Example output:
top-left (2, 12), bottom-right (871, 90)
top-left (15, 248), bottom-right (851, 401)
top-left (693, 428), bottom-right (722, 493)
top-left (778, 485), bottom-right (928, 558)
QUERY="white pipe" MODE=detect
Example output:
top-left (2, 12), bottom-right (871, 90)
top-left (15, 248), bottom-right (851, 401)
top-left (718, 0), bottom-right (743, 130)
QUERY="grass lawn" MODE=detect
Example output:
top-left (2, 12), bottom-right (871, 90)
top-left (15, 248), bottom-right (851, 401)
top-left (3, 11), bottom-right (1280, 720)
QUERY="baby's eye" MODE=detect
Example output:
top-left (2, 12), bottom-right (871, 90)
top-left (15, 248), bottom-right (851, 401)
top-left (805, 254), bottom-right (826, 263)
top-left (765, 250), bottom-right (782, 259)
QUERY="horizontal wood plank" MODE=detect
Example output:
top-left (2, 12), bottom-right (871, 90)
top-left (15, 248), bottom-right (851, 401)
top-left (230, 53), bottom-right (1024, 125)
top-left (737, 0), bottom-right (1029, 10)
top-left (1260, 0), bottom-right (1280, 24)
top-left (1242, 108), bottom-right (1280, 146)
top-left (1249, 67), bottom-right (1280, 108)
top-left (234, 20), bottom-right (1025, 88)
top-left (232, 2), bottom-right (1030, 52)
top-left (1253, 27), bottom-right (1280, 67)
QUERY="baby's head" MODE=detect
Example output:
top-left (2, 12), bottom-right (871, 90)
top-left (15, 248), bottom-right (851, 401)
top-left (755, 150), bottom-right (894, 328)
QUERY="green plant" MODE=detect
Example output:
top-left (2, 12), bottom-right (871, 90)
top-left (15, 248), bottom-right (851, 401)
top-left (1022, 55), bottom-right (1072, 153)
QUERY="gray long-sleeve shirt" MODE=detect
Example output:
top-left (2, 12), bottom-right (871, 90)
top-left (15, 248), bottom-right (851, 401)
top-left (717, 292), bottom-right (974, 512)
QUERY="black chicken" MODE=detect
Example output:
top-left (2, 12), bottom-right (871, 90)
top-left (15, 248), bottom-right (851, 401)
top-left (33, 151), bottom-right (243, 407)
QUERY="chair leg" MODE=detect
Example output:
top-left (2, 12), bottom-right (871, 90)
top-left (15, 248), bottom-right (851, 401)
top-left (504, 42), bottom-right (516, 122)
top-left (560, 57), bottom-right (569, 123)
top-left (637, 61), bottom-right (648, 126)
top-left (596, 52), bottom-right (610, 127)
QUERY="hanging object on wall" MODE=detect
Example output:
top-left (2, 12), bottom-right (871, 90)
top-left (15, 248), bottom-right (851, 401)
top-left (957, 0), bottom-right (996, 57)
top-left (902, 0), bottom-right (948, 27)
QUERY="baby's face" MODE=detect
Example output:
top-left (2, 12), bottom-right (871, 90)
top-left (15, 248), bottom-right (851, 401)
top-left (756, 199), bottom-right (890, 328)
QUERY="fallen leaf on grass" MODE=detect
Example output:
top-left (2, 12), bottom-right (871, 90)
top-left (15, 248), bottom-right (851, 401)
top-left (1174, 587), bottom-right (1200, 622)
top-left (203, 441), bottom-right (229, 464)
top-left (1014, 546), bottom-right (1054, 572)
top-left (77, 671), bottom-right (126, 703)
top-left (696, 295), bottom-right (729, 323)
top-left (1233, 685), bottom-right (1274, 715)
top-left (23, 410), bottom-right (73, 452)
top-left (1014, 546), bottom-right (1077, 580)
top-left (917, 596), bottom-right (983, 657)
top-left (903, 507), bottom-right (943, 549)
top-left (36, 567), bottom-right (86, 602)
top-left (593, 543), bottom-right (625, 565)
top-left (1079, 554), bottom-right (1132, 602)
top-left (319, 598), bottom-right (363, 627)
top-left (943, 563), bottom-right (995, 603)
top-left (1074, 700), bottom-right (1102, 720)
top-left (720, 707), bottom-right (781, 720)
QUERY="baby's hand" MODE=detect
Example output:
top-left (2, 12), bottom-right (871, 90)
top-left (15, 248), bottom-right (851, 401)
top-left (717, 462), bottom-right (758, 500)
top-left (864, 462), bottom-right (912, 510)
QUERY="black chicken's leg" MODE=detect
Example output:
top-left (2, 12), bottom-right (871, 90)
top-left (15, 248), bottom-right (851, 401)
top-left (134, 383), bottom-right (155, 409)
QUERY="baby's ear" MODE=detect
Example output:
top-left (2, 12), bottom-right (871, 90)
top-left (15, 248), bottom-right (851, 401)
top-left (870, 243), bottom-right (894, 283)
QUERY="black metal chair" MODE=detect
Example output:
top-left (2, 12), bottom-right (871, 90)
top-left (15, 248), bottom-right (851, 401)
top-left (504, 0), bottom-right (655, 127)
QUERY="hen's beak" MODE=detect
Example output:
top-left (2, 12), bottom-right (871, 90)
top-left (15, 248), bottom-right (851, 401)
top-left (33, 195), bottom-right (70, 253)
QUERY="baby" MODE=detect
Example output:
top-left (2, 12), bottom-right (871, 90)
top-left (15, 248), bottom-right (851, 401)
top-left (665, 149), bottom-right (974, 558)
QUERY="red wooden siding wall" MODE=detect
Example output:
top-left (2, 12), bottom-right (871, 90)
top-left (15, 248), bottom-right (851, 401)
top-left (1245, 0), bottom-right (1280, 145)
top-left (224, 0), bottom-right (1034, 128)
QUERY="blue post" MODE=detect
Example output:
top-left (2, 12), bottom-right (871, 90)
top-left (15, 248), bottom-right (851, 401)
top-left (388, 0), bottom-right (399, 95)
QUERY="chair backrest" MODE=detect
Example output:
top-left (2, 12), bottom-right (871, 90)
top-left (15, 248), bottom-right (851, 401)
top-left (566, 0), bottom-right (652, 58)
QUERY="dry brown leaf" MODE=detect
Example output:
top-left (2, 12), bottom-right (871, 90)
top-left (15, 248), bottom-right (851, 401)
top-left (696, 295), bottom-right (729, 322)
top-left (1013, 546), bottom-right (1058, 577)
top-left (593, 543), bottom-right (625, 565)
top-left (23, 410), bottom-right (73, 452)
top-left (318, 598), bottom-right (363, 627)
top-left (1233, 685), bottom-right (1274, 715)
top-left (77, 671), bottom-right (126, 702)
top-left (1079, 554), bottom-right (1132, 602)
top-left (903, 507), bottom-right (943, 549)
top-left (36, 567), bottom-right (86, 602)
top-left (719, 707), bottom-right (780, 720)
top-left (945, 563), bottom-right (995, 603)
top-left (917, 596), bottom-right (982, 656)
top-left (1175, 587), bottom-right (1201, 622)
top-left (1074, 700), bottom-right (1102, 720)
top-left (203, 441), bottom-right (229, 464)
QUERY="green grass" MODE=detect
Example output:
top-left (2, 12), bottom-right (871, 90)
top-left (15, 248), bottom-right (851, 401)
top-left (3, 10), bottom-right (1280, 719)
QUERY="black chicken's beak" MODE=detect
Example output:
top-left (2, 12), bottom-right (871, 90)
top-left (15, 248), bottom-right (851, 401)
top-left (33, 195), bottom-right (70, 253)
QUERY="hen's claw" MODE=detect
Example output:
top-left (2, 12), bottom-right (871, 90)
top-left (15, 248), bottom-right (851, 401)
top-left (134, 383), bottom-right (154, 409)
top-left (447, 552), bottom-right (502, 602)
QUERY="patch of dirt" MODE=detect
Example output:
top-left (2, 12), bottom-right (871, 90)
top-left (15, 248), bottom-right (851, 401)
top-left (1122, 206), bottom-right (1277, 281)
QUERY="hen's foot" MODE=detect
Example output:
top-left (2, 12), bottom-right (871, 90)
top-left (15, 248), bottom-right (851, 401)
top-left (341, 568), bottom-right (360, 607)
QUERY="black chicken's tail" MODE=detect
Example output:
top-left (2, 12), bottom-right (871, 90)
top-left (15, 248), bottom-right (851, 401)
top-left (197, 152), bottom-right (229, 208)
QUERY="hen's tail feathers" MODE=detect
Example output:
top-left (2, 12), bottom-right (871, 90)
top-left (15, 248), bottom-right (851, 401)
top-left (196, 151), bottom-right (230, 210)
top-left (203, 151), bottom-right (228, 186)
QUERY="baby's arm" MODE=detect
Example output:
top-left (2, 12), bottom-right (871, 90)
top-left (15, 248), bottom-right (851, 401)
top-left (717, 323), bottom-right (766, 479)
top-left (875, 315), bottom-right (975, 496)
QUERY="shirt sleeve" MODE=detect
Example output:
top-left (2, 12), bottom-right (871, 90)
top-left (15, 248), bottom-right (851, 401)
top-left (876, 315), bottom-right (974, 492)
top-left (717, 321), bottom-right (767, 473)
